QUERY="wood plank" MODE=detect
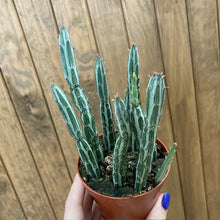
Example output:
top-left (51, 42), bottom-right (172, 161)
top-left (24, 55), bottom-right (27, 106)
top-left (12, 0), bottom-right (79, 180)
top-left (0, 70), bottom-right (55, 219)
top-left (154, 0), bottom-right (208, 219)
top-left (0, 1), bottom-right (71, 219)
top-left (186, 0), bottom-right (220, 218)
top-left (0, 158), bottom-right (25, 220)
top-left (218, 0), bottom-right (220, 37)
top-left (51, 0), bottom-right (102, 132)
top-left (121, 1), bottom-right (185, 219)
top-left (87, 0), bottom-right (129, 99)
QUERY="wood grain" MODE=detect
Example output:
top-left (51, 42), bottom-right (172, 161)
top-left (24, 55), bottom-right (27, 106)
top-left (1, 0), bottom-right (71, 218)
top-left (1, 0), bottom-right (219, 218)
top-left (186, 0), bottom-right (220, 218)
top-left (51, 0), bottom-right (102, 132)
top-left (0, 70), bottom-right (55, 219)
top-left (218, 0), bottom-right (220, 36)
top-left (121, 1), bottom-right (185, 219)
top-left (0, 158), bottom-right (25, 220)
top-left (12, 0), bottom-right (79, 181)
top-left (154, 0), bottom-right (208, 219)
top-left (87, 0), bottom-right (129, 100)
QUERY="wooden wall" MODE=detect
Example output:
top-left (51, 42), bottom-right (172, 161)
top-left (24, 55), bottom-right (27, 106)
top-left (0, 0), bottom-right (219, 219)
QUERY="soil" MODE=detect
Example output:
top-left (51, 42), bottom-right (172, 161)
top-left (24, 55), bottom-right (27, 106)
top-left (79, 143), bottom-right (167, 197)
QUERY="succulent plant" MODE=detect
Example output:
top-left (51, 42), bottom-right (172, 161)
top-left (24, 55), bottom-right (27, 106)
top-left (51, 27), bottom-right (177, 192)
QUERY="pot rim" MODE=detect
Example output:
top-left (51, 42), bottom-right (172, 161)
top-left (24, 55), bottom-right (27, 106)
top-left (77, 137), bottom-right (171, 200)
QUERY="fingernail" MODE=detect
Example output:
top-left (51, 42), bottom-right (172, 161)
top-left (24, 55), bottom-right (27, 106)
top-left (162, 192), bottom-right (170, 210)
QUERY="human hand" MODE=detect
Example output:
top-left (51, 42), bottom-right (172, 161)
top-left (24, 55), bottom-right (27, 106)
top-left (145, 192), bottom-right (170, 220)
top-left (64, 174), bottom-right (170, 220)
top-left (64, 174), bottom-right (103, 220)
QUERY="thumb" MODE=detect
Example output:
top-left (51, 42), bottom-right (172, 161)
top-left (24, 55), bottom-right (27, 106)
top-left (146, 192), bottom-right (170, 220)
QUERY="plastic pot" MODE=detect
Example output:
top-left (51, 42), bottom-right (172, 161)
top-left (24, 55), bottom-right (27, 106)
top-left (77, 138), bottom-right (170, 219)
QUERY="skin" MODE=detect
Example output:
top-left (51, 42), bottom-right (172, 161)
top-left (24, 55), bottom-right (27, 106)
top-left (64, 174), bottom-right (168, 220)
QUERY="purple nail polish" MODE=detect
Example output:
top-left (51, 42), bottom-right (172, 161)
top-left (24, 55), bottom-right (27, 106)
top-left (162, 192), bottom-right (170, 210)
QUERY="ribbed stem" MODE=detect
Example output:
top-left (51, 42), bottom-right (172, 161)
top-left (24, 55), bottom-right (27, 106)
top-left (126, 45), bottom-right (141, 151)
top-left (135, 73), bottom-right (166, 191)
top-left (112, 97), bottom-right (130, 187)
top-left (155, 143), bottom-right (177, 185)
top-left (51, 84), bottom-right (100, 178)
top-left (130, 73), bottom-right (145, 150)
top-left (95, 56), bottom-right (115, 151)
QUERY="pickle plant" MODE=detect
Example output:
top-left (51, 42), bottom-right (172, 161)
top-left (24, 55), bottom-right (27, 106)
top-left (51, 27), bottom-right (177, 192)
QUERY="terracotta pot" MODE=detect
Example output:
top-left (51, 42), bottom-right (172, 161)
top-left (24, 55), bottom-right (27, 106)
top-left (77, 138), bottom-right (170, 219)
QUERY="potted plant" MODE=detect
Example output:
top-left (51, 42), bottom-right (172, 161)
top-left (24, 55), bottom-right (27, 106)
top-left (51, 27), bottom-right (177, 219)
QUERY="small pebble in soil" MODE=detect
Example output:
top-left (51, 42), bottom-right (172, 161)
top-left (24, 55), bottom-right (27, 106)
top-left (147, 186), bottom-right (153, 191)
top-left (106, 165), bottom-right (113, 173)
top-left (104, 155), bottom-right (113, 165)
top-left (128, 161), bottom-right (136, 171)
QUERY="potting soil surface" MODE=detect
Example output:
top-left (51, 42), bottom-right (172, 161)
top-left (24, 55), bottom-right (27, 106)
top-left (79, 144), bottom-right (166, 197)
